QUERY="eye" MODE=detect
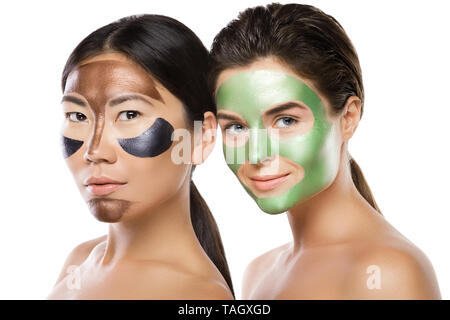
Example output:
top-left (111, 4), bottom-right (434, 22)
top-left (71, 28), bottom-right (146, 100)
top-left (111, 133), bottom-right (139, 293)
top-left (118, 110), bottom-right (140, 121)
top-left (66, 112), bottom-right (87, 122)
top-left (274, 116), bottom-right (297, 128)
top-left (225, 123), bottom-right (248, 135)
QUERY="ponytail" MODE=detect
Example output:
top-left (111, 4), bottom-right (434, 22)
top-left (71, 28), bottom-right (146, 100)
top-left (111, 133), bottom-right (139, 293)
top-left (189, 180), bottom-right (235, 297)
top-left (349, 156), bottom-right (383, 215)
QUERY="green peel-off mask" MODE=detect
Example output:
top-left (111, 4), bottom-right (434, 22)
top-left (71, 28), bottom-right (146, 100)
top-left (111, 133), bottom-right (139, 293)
top-left (216, 70), bottom-right (341, 214)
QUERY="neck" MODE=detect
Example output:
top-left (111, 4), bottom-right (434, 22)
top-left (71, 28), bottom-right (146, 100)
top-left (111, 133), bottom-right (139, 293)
top-left (99, 177), bottom-right (202, 266)
top-left (287, 152), bottom-right (382, 252)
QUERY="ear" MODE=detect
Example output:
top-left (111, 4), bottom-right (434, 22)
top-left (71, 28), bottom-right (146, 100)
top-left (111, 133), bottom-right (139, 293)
top-left (191, 111), bottom-right (217, 165)
top-left (340, 96), bottom-right (362, 142)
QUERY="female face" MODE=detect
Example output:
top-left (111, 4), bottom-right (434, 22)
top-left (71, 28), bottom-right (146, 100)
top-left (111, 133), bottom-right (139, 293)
top-left (215, 57), bottom-right (342, 214)
top-left (61, 52), bottom-right (191, 222)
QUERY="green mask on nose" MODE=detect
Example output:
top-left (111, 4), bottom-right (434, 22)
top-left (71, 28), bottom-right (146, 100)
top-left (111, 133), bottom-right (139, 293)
top-left (216, 70), bottom-right (341, 214)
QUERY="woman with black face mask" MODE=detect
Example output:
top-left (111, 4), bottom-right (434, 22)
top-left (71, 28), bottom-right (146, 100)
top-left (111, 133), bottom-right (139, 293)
top-left (48, 14), bottom-right (234, 299)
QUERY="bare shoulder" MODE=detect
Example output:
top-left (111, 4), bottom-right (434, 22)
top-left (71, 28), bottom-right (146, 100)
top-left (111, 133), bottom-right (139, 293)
top-left (167, 264), bottom-right (234, 300)
top-left (346, 234), bottom-right (441, 299)
top-left (176, 274), bottom-right (234, 300)
top-left (242, 243), bottom-right (290, 298)
top-left (66, 234), bottom-right (107, 265)
top-left (122, 259), bottom-right (234, 299)
top-left (52, 235), bottom-right (107, 286)
top-left (243, 243), bottom-right (289, 281)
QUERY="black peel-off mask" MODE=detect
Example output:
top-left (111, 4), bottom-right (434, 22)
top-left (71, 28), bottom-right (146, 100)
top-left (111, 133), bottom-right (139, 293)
top-left (118, 117), bottom-right (174, 158)
top-left (62, 136), bottom-right (83, 158)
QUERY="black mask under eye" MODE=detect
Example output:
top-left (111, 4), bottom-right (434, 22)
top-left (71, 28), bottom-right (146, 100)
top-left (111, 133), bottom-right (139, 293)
top-left (117, 117), bottom-right (174, 157)
top-left (62, 136), bottom-right (83, 158)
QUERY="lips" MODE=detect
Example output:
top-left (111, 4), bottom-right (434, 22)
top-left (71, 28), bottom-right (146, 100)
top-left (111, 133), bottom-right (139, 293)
top-left (249, 173), bottom-right (290, 191)
top-left (84, 176), bottom-right (126, 196)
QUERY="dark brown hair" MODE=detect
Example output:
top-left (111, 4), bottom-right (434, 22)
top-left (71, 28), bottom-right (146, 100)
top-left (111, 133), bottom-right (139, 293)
top-left (61, 14), bottom-right (234, 295)
top-left (209, 3), bottom-right (381, 214)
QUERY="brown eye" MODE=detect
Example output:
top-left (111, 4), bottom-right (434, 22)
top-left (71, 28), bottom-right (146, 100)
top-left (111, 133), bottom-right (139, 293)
top-left (118, 110), bottom-right (140, 120)
top-left (66, 112), bottom-right (87, 122)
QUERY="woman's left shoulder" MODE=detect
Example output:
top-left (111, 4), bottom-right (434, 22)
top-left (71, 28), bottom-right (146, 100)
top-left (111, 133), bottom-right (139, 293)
top-left (345, 233), bottom-right (441, 299)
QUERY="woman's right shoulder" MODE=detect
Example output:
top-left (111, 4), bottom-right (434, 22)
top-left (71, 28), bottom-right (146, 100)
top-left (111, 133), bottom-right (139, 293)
top-left (52, 235), bottom-right (107, 286)
top-left (69, 235), bottom-right (107, 262)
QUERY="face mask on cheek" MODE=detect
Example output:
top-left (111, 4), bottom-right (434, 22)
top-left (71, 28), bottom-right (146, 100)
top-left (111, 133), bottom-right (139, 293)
top-left (62, 136), bottom-right (84, 158)
top-left (117, 117), bottom-right (174, 157)
top-left (216, 70), bottom-right (341, 214)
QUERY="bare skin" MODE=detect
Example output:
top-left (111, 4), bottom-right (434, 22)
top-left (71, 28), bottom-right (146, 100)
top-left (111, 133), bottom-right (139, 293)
top-left (49, 235), bottom-right (231, 299)
top-left (217, 57), bottom-right (441, 299)
top-left (48, 52), bottom-right (233, 299)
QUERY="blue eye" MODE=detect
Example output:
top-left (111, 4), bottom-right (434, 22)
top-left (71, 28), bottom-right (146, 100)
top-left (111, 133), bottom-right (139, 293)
top-left (275, 117), bottom-right (297, 128)
top-left (118, 110), bottom-right (140, 120)
top-left (66, 112), bottom-right (87, 122)
top-left (226, 123), bottom-right (248, 135)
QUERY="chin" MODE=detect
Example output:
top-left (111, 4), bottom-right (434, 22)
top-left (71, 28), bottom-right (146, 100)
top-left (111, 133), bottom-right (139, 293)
top-left (254, 197), bottom-right (290, 215)
top-left (87, 198), bottom-right (132, 223)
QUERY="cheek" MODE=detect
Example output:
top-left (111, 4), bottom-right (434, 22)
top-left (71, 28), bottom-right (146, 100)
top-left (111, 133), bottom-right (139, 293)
top-left (61, 136), bottom-right (83, 158)
top-left (117, 116), bottom-right (190, 203)
top-left (277, 120), bottom-right (335, 167)
top-left (64, 151), bottom-right (87, 189)
top-left (118, 117), bottom-right (174, 157)
top-left (277, 124), bottom-right (341, 190)
top-left (278, 135), bottom-right (320, 166)
top-left (124, 150), bottom-right (190, 205)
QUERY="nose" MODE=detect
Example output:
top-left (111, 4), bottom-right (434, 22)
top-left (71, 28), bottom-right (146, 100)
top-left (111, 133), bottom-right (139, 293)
top-left (248, 128), bottom-right (276, 165)
top-left (83, 116), bottom-right (117, 164)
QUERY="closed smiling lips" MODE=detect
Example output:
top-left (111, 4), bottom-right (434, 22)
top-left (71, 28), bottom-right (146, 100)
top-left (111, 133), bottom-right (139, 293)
top-left (249, 173), bottom-right (291, 191)
top-left (84, 176), bottom-right (127, 196)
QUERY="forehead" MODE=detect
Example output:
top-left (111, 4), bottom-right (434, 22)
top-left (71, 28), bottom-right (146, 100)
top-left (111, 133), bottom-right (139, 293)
top-left (216, 70), bottom-right (323, 119)
top-left (216, 56), bottom-right (317, 92)
top-left (64, 53), bottom-right (161, 101)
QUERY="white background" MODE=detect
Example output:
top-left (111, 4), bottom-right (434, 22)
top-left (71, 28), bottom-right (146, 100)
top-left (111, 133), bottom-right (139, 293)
top-left (0, 0), bottom-right (449, 299)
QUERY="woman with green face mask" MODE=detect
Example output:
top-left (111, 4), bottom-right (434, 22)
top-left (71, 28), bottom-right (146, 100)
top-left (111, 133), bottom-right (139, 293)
top-left (209, 3), bottom-right (441, 299)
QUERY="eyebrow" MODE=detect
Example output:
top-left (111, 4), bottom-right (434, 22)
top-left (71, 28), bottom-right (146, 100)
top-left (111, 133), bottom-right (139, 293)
top-left (263, 102), bottom-right (307, 117)
top-left (60, 94), bottom-right (154, 107)
top-left (217, 112), bottom-right (243, 122)
top-left (61, 95), bottom-right (86, 106)
top-left (108, 94), bottom-right (153, 107)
